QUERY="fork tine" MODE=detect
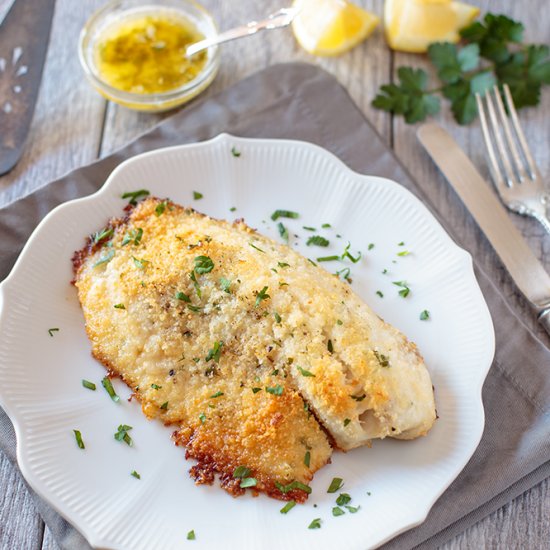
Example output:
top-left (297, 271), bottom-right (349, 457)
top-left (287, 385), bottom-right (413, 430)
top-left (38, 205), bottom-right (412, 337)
top-left (476, 93), bottom-right (508, 194)
top-left (502, 84), bottom-right (538, 180)
top-left (492, 85), bottom-right (528, 183)
top-left (484, 89), bottom-right (517, 186)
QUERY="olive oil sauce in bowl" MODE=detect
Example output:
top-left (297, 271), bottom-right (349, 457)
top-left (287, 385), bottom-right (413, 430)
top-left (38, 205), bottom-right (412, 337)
top-left (79, 0), bottom-right (220, 111)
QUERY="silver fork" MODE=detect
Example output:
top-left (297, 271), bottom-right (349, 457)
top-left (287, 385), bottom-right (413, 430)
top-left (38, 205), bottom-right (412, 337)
top-left (476, 84), bottom-right (550, 234)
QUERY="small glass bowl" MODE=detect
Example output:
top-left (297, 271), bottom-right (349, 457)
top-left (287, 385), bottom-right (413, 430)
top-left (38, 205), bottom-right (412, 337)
top-left (78, 0), bottom-right (220, 112)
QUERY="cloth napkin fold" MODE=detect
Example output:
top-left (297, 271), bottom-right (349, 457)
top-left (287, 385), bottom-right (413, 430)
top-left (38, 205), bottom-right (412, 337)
top-left (1, 63), bottom-right (549, 550)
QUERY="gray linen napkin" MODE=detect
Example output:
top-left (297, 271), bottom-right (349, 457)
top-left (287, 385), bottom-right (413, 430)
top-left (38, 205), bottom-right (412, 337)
top-left (1, 63), bottom-right (549, 550)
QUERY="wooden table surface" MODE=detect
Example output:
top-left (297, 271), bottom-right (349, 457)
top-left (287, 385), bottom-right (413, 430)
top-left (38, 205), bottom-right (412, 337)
top-left (0, 0), bottom-right (548, 548)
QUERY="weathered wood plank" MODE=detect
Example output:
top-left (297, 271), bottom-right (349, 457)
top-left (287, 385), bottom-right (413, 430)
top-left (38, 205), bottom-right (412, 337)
top-left (0, 452), bottom-right (43, 550)
top-left (0, 0), bottom-right (107, 208)
top-left (99, 0), bottom-right (391, 155)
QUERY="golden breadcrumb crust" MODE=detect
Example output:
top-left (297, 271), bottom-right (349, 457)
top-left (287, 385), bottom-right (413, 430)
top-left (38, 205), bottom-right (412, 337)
top-left (73, 197), bottom-right (436, 500)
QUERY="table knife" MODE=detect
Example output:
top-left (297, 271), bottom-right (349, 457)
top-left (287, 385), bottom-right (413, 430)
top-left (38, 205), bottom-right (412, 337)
top-left (417, 123), bottom-right (550, 336)
top-left (0, 0), bottom-right (56, 176)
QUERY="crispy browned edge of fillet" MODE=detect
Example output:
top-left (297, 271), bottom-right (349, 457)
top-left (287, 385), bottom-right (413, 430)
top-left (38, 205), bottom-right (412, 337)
top-left (71, 198), bottom-right (333, 502)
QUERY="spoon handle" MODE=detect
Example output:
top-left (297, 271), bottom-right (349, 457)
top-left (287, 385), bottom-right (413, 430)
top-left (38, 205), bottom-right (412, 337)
top-left (186, 7), bottom-right (298, 57)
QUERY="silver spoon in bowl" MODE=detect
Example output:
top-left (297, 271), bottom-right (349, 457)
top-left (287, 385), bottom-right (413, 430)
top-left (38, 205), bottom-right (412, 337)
top-left (185, 7), bottom-right (299, 58)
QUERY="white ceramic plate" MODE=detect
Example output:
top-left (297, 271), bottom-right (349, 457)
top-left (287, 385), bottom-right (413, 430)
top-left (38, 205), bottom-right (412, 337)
top-left (0, 135), bottom-right (495, 550)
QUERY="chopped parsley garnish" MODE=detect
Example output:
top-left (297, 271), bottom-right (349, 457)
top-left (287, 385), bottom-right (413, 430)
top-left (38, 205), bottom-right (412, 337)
top-left (327, 477), bottom-right (344, 493)
top-left (239, 477), bottom-right (257, 488)
top-left (393, 281), bottom-right (411, 298)
top-left (114, 303), bottom-right (125, 309)
top-left (271, 209), bottom-right (299, 221)
top-left (332, 507), bottom-right (345, 517)
top-left (231, 147), bottom-right (241, 157)
top-left (187, 304), bottom-right (202, 313)
top-left (122, 227), bottom-right (143, 246)
top-left (306, 235), bottom-right (329, 247)
top-left (280, 501), bottom-right (297, 514)
top-left (209, 391), bottom-right (224, 399)
top-left (193, 191), bottom-right (203, 200)
top-left (233, 466), bottom-right (251, 478)
top-left (304, 451), bottom-right (311, 467)
top-left (327, 340), bottom-right (334, 353)
top-left (175, 291), bottom-right (191, 302)
top-left (341, 242), bottom-right (361, 263)
top-left (276, 480), bottom-right (312, 494)
top-left (252, 387), bottom-right (262, 393)
top-left (376, 291), bottom-right (384, 298)
top-left (277, 222), bottom-right (289, 243)
top-left (368, 243), bottom-right (375, 250)
top-left (420, 310), bottom-right (430, 321)
top-left (303, 226), bottom-right (316, 231)
top-left (336, 493), bottom-right (352, 506)
top-left (255, 286), bottom-right (270, 307)
top-left (199, 413), bottom-right (206, 423)
top-left (397, 250), bottom-right (411, 257)
top-left (92, 227), bottom-right (114, 244)
top-left (230, 207), bottom-right (237, 212)
top-left (297, 366), bottom-right (315, 377)
top-left (160, 401), bottom-right (168, 410)
top-left (336, 267), bottom-right (351, 283)
top-left (382, 268), bottom-right (388, 274)
top-left (206, 341), bottom-right (223, 363)
top-left (220, 277), bottom-right (231, 293)
top-left (155, 200), bottom-right (168, 216)
top-left (307, 259), bottom-right (317, 267)
top-left (131, 470), bottom-right (141, 479)
top-left (316, 255), bottom-right (340, 262)
top-left (73, 429), bottom-right (85, 449)
top-left (114, 424), bottom-right (133, 446)
top-left (82, 379), bottom-right (96, 391)
top-left (233, 466), bottom-right (257, 487)
top-left (189, 271), bottom-right (201, 298)
top-left (277, 261), bottom-right (290, 268)
top-left (194, 255), bottom-right (214, 274)
top-left (336, 319), bottom-right (343, 325)
top-left (273, 312), bottom-right (282, 323)
top-left (249, 242), bottom-right (265, 253)
top-left (350, 393), bottom-right (366, 402)
top-left (121, 189), bottom-right (150, 206)
top-left (343, 418), bottom-right (351, 427)
top-left (266, 385), bottom-right (283, 396)
top-left (322, 223), bottom-right (332, 228)
top-left (151, 383), bottom-right (161, 390)
top-left (374, 350), bottom-right (390, 367)
top-left (308, 518), bottom-right (322, 529)
top-left (346, 505), bottom-right (360, 513)
top-left (187, 530), bottom-right (196, 540)
top-left (48, 328), bottom-right (59, 337)
top-left (132, 256), bottom-right (149, 269)
top-left (101, 377), bottom-right (120, 403)
top-left (93, 249), bottom-right (115, 268)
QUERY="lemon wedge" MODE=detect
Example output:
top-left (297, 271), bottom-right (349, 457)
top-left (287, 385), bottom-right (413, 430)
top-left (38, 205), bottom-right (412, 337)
top-left (385, 0), bottom-right (479, 53)
top-left (292, 0), bottom-right (380, 57)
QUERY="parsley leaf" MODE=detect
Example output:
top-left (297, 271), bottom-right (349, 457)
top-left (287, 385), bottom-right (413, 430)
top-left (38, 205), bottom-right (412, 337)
top-left (194, 255), bottom-right (214, 274)
top-left (306, 235), bottom-right (329, 247)
top-left (121, 189), bottom-right (149, 205)
top-left (255, 286), bottom-right (270, 307)
top-left (271, 209), bottom-right (299, 221)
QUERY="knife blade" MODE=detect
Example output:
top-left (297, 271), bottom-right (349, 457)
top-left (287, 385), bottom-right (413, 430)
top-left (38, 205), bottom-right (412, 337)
top-left (417, 123), bottom-right (550, 335)
top-left (0, 0), bottom-right (56, 176)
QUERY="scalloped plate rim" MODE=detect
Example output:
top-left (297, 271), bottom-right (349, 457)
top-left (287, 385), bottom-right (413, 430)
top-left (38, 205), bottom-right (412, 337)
top-left (0, 134), bottom-right (495, 550)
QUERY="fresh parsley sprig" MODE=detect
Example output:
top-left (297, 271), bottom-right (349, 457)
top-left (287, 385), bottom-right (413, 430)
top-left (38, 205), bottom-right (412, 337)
top-left (372, 13), bottom-right (550, 125)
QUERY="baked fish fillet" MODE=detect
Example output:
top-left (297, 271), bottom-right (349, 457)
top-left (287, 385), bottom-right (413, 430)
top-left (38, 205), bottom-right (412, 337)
top-left (73, 197), bottom-right (436, 500)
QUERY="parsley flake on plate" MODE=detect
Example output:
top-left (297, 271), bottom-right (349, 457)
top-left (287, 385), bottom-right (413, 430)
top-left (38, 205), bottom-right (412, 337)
top-left (271, 209), bottom-right (299, 221)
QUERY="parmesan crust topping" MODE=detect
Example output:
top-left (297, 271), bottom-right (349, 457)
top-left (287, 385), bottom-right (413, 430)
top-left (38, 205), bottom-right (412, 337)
top-left (73, 197), bottom-right (436, 500)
